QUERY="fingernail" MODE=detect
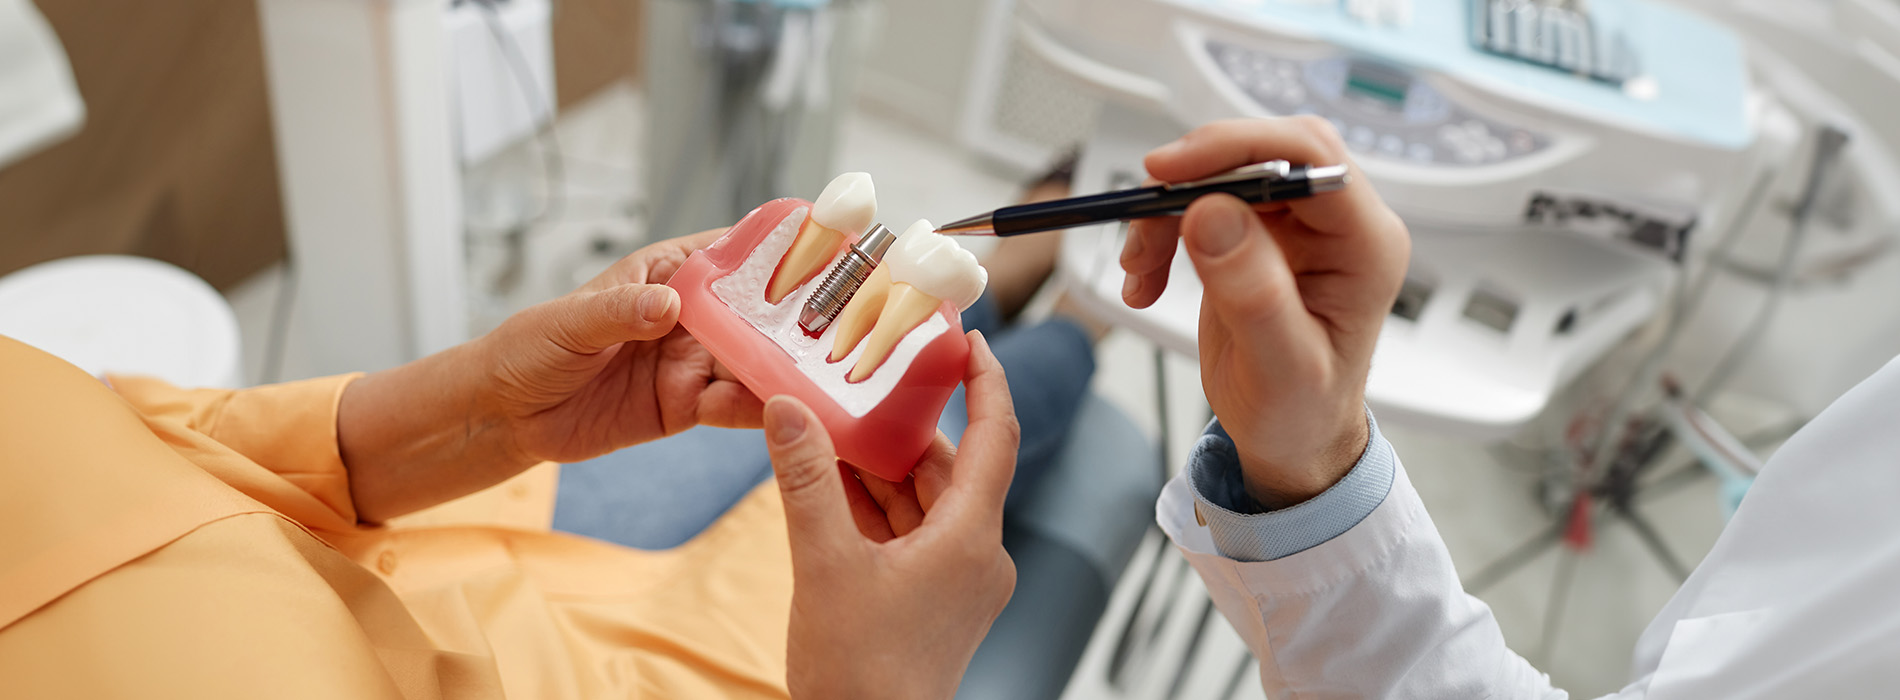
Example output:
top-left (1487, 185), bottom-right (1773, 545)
top-left (1122, 274), bottom-right (1141, 301)
top-left (1191, 199), bottom-right (1248, 257)
top-left (765, 398), bottom-right (807, 445)
top-left (639, 288), bottom-right (675, 323)
top-left (1149, 138), bottom-right (1185, 158)
top-left (1121, 229), bottom-right (1145, 263)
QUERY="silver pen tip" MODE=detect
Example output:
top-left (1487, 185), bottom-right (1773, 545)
top-left (1307, 164), bottom-right (1351, 193)
top-left (934, 212), bottom-right (996, 236)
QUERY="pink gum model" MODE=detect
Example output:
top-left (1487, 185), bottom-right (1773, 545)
top-left (668, 198), bottom-right (970, 482)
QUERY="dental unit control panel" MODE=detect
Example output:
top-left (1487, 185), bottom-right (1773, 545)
top-left (1205, 42), bottom-right (1555, 168)
top-left (1022, 0), bottom-right (1783, 437)
top-left (1023, 0), bottom-right (1759, 229)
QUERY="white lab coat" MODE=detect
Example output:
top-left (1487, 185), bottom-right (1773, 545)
top-left (1160, 354), bottom-right (1900, 698)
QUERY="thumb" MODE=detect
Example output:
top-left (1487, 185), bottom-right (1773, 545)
top-left (764, 395), bottom-right (856, 547)
top-left (541, 284), bottom-right (680, 355)
top-left (1179, 194), bottom-right (1308, 332)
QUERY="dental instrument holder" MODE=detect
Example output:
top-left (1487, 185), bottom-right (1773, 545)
top-left (668, 198), bottom-right (970, 482)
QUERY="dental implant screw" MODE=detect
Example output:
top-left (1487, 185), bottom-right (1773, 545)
top-left (799, 223), bottom-right (898, 335)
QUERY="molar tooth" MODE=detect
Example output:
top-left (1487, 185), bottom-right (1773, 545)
top-left (766, 172), bottom-right (876, 304)
top-left (829, 265), bottom-right (893, 363)
top-left (844, 221), bottom-right (987, 382)
top-left (848, 282), bottom-right (943, 383)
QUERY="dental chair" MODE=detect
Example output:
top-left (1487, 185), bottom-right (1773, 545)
top-left (0, 256), bottom-right (244, 389)
top-left (956, 393), bottom-right (1162, 699)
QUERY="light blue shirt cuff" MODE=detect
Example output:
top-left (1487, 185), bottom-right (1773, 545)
top-left (1186, 412), bottom-right (1395, 562)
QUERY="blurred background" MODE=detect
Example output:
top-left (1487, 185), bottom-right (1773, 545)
top-left (4, 0), bottom-right (1899, 697)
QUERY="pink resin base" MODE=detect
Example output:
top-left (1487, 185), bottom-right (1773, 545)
top-left (668, 198), bottom-right (969, 481)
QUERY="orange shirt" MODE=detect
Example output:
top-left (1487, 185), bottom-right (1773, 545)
top-left (0, 336), bottom-right (793, 698)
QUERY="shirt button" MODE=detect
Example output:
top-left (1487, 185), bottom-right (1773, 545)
top-left (377, 550), bottom-right (399, 575)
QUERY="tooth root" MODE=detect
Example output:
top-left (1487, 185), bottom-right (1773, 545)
top-left (766, 217), bottom-right (846, 304)
top-left (829, 266), bottom-right (894, 363)
top-left (848, 282), bottom-right (942, 383)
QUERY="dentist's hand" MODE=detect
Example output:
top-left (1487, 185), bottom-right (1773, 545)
top-left (338, 228), bottom-right (763, 522)
top-left (769, 332), bottom-right (1019, 700)
top-left (1119, 117), bottom-right (1409, 509)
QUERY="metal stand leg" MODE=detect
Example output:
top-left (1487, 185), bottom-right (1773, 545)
top-left (1534, 548), bottom-right (1579, 666)
top-left (1463, 518), bottom-right (1567, 594)
top-left (1164, 598), bottom-right (1219, 699)
top-left (1619, 507), bottom-right (1691, 582)
top-left (1106, 534), bottom-right (1173, 689)
top-left (1154, 345), bottom-right (1173, 483)
top-left (1219, 657), bottom-right (1254, 700)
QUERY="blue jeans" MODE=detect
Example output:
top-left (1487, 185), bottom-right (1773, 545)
top-left (552, 295), bottom-right (1096, 549)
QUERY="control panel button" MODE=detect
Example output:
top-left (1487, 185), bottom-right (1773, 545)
top-left (1509, 130), bottom-right (1538, 154)
top-left (1402, 83), bottom-right (1453, 124)
top-left (1379, 134), bottom-right (1407, 157)
top-left (1483, 137), bottom-right (1507, 162)
top-left (1349, 126), bottom-right (1378, 150)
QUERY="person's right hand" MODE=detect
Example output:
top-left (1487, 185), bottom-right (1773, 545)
top-left (766, 332), bottom-right (1019, 700)
top-left (1119, 117), bottom-right (1410, 509)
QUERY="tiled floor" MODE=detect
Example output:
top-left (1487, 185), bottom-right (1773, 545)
top-left (224, 84), bottom-right (1731, 697)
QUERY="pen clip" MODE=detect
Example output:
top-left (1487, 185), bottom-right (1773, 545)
top-left (1163, 160), bottom-right (1293, 190)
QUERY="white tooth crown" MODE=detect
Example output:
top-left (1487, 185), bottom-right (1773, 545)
top-left (766, 172), bottom-right (877, 304)
top-left (885, 220), bottom-right (987, 312)
top-left (900, 218), bottom-right (934, 240)
top-left (811, 172), bottom-right (877, 234)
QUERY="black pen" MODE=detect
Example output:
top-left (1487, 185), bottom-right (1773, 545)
top-left (935, 161), bottom-right (1349, 237)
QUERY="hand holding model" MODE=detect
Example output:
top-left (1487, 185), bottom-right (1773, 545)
top-left (769, 332), bottom-right (1020, 700)
top-left (337, 228), bottom-right (764, 522)
top-left (1120, 117), bottom-right (1410, 509)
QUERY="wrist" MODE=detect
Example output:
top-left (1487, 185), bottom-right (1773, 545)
top-left (1236, 410), bottom-right (1370, 510)
top-left (338, 341), bottom-right (530, 521)
top-left (458, 333), bottom-right (543, 466)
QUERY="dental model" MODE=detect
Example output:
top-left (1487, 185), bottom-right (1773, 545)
top-left (765, 172), bottom-right (876, 304)
top-left (845, 220), bottom-right (986, 382)
top-left (667, 197), bottom-right (974, 481)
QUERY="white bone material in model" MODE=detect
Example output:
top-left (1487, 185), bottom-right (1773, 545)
top-left (767, 172), bottom-right (878, 304)
top-left (712, 206), bottom-right (948, 416)
top-left (848, 220), bottom-right (987, 382)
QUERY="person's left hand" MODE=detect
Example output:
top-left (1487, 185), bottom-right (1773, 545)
top-left (480, 228), bottom-right (766, 465)
top-left (339, 227), bottom-right (765, 522)
top-left (767, 331), bottom-right (1020, 700)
